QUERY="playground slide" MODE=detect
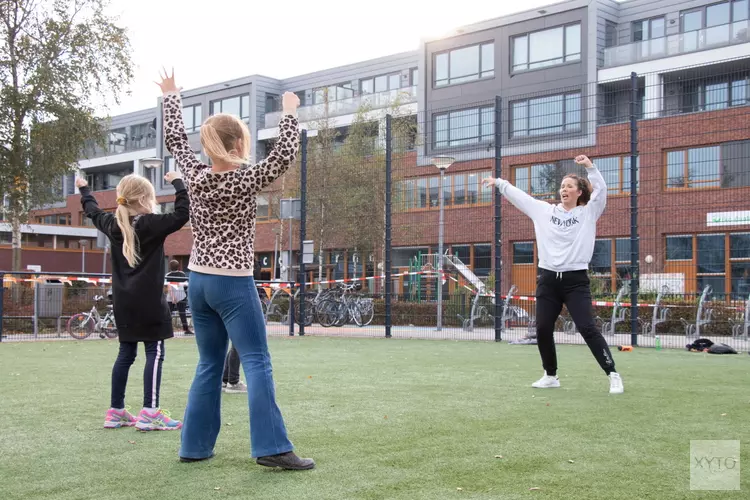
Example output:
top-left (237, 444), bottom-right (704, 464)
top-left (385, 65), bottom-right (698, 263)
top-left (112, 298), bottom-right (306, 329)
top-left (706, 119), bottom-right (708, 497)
top-left (446, 256), bottom-right (486, 294)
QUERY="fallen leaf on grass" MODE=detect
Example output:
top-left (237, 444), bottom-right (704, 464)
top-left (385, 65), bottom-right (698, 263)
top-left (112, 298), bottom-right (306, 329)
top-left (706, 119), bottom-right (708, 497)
top-left (568, 459), bottom-right (575, 463)
top-left (128, 440), bottom-right (136, 445)
top-left (456, 487), bottom-right (463, 491)
top-left (214, 487), bottom-right (221, 491)
top-left (721, 413), bottom-right (727, 416)
top-left (546, 403), bottom-right (550, 406)
top-left (307, 376), bottom-right (312, 379)
top-left (530, 487), bottom-right (541, 491)
top-left (384, 415), bottom-right (388, 419)
top-left (225, 422), bottom-right (232, 426)
top-left (494, 455), bottom-right (503, 459)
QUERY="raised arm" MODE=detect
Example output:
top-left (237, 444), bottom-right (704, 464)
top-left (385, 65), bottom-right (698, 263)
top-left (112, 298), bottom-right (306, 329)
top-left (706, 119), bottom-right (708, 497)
top-left (137, 172), bottom-right (190, 237)
top-left (156, 69), bottom-right (202, 178)
top-left (482, 177), bottom-right (551, 222)
top-left (242, 92), bottom-right (301, 194)
top-left (576, 154), bottom-right (607, 220)
top-left (77, 178), bottom-right (115, 236)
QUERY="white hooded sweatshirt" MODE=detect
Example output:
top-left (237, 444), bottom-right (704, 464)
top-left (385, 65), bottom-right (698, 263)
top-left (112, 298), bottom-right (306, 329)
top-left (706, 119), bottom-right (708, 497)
top-left (495, 165), bottom-right (607, 273)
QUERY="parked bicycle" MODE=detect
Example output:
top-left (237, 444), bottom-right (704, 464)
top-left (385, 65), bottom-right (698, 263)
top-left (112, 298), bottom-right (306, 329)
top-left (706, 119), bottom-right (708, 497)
top-left (315, 283), bottom-right (375, 328)
top-left (67, 295), bottom-right (118, 340)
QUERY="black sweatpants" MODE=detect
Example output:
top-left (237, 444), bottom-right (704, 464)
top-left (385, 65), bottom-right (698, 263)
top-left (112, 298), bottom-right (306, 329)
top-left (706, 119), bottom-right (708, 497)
top-left (169, 300), bottom-right (190, 332)
top-left (222, 344), bottom-right (240, 385)
top-left (111, 341), bottom-right (165, 409)
top-left (535, 269), bottom-right (615, 376)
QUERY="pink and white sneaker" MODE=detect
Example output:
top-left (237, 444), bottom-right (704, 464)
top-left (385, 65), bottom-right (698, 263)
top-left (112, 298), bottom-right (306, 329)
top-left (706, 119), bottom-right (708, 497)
top-left (135, 409), bottom-right (183, 431)
top-left (104, 407), bottom-right (138, 429)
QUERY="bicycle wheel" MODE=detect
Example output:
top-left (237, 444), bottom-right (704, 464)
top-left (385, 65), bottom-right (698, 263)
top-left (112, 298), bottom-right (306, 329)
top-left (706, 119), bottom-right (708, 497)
top-left (68, 313), bottom-right (94, 340)
top-left (354, 299), bottom-right (374, 327)
top-left (317, 299), bottom-right (343, 328)
top-left (102, 317), bottom-right (119, 339)
top-left (294, 296), bottom-right (315, 326)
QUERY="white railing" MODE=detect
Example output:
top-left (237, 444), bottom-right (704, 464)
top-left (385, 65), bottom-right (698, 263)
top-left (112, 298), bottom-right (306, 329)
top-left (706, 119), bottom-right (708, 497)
top-left (263, 86), bottom-right (417, 128)
top-left (603, 21), bottom-right (750, 68)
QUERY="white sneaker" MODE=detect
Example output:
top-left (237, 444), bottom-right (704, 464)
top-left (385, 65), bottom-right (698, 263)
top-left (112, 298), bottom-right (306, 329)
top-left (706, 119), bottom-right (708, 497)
top-left (224, 381), bottom-right (247, 394)
top-left (609, 372), bottom-right (624, 394)
top-left (531, 372), bottom-right (560, 388)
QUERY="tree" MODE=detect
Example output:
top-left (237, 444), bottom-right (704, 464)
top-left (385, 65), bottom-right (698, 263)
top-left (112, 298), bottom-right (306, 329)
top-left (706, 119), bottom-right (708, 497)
top-left (0, 0), bottom-right (133, 270)
top-left (283, 89), bottom-right (419, 290)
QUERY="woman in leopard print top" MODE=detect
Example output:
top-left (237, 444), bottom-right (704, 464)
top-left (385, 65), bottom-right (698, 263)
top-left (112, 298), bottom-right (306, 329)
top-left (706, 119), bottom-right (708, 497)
top-left (157, 69), bottom-right (314, 471)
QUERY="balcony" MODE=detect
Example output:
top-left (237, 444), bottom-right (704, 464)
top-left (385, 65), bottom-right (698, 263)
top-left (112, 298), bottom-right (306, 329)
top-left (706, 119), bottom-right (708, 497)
top-left (603, 21), bottom-right (750, 68)
top-left (263, 86), bottom-right (417, 129)
top-left (83, 131), bottom-right (156, 159)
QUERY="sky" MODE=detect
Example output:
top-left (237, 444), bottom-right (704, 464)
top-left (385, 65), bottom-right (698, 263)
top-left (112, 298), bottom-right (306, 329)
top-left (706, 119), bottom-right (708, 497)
top-left (104, 0), bottom-right (562, 116)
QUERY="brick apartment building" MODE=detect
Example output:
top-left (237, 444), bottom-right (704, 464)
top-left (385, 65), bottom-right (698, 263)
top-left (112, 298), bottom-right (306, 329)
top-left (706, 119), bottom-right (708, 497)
top-left (9, 0), bottom-right (750, 300)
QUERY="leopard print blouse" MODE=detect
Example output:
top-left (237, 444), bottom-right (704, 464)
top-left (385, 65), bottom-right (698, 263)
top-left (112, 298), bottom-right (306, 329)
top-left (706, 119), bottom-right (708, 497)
top-left (163, 91), bottom-right (300, 276)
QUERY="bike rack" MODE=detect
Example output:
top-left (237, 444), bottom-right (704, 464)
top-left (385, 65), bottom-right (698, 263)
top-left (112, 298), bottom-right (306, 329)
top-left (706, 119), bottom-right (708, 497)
top-left (681, 285), bottom-right (714, 341)
top-left (642, 285), bottom-right (670, 336)
top-left (601, 284), bottom-right (629, 336)
top-left (459, 284), bottom-right (517, 332)
top-left (730, 294), bottom-right (750, 340)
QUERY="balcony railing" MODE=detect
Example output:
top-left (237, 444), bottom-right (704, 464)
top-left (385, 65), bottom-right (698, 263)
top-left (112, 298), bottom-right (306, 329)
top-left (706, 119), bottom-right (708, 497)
top-left (83, 135), bottom-right (156, 159)
top-left (603, 21), bottom-right (750, 68)
top-left (263, 86), bottom-right (417, 129)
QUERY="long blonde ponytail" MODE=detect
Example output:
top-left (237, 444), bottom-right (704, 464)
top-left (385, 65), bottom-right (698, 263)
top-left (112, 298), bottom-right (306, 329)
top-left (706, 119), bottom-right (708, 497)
top-left (115, 204), bottom-right (140, 268)
top-left (114, 174), bottom-right (157, 268)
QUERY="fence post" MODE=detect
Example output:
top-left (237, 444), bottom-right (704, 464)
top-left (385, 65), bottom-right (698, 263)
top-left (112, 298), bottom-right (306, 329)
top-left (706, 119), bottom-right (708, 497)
top-left (298, 129), bottom-right (308, 336)
top-left (385, 114), bottom-right (393, 338)
top-left (494, 96), bottom-right (503, 342)
top-left (629, 72), bottom-right (640, 346)
top-left (0, 272), bottom-right (3, 342)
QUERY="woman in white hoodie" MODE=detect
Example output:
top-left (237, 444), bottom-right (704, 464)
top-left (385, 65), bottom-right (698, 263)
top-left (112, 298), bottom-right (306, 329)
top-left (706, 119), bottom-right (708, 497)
top-left (483, 155), bottom-right (623, 394)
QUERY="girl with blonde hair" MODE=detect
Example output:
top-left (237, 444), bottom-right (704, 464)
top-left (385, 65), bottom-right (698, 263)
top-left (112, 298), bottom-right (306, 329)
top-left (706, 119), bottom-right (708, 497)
top-left (77, 170), bottom-right (190, 430)
top-left (157, 68), bottom-right (314, 469)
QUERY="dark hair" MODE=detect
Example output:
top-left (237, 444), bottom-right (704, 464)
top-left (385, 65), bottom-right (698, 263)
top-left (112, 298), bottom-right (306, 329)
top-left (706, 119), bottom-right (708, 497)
top-left (169, 260), bottom-right (180, 272)
top-left (562, 174), bottom-right (592, 206)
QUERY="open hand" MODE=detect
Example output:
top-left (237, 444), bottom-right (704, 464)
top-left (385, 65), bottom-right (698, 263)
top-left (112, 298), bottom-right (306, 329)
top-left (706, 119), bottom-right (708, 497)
top-left (75, 177), bottom-right (88, 188)
top-left (481, 177), bottom-right (497, 188)
top-left (155, 67), bottom-right (180, 94)
top-left (164, 170), bottom-right (182, 183)
top-left (282, 91), bottom-right (300, 113)
top-left (574, 155), bottom-right (593, 168)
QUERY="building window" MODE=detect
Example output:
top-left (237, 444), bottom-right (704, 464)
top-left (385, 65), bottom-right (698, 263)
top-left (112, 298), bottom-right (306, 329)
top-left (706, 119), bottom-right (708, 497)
top-left (35, 214), bottom-right (71, 225)
top-left (434, 42), bottom-right (494, 87)
top-left (596, 156), bottom-right (640, 195)
top-left (513, 242), bottom-right (534, 264)
top-left (434, 106), bottom-right (494, 148)
top-left (183, 104), bottom-right (202, 133)
top-left (511, 92), bottom-right (581, 137)
top-left (667, 140), bottom-right (750, 190)
top-left (474, 244), bottom-right (492, 276)
top-left (666, 235), bottom-right (693, 260)
top-left (512, 24), bottom-right (581, 72)
top-left (410, 67), bottom-right (419, 86)
top-left (681, 76), bottom-right (749, 112)
top-left (314, 82), bottom-right (355, 103)
top-left (632, 17), bottom-right (666, 42)
top-left (396, 170), bottom-right (492, 211)
top-left (666, 232), bottom-right (750, 298)
top-left (210, 95), bottom-right (250, 122)
top-left (360, 73), bottom-right (401, 95)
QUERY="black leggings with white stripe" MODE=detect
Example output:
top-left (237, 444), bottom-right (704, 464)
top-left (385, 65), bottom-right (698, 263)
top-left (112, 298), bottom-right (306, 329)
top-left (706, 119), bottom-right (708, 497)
top-left (111, 341), bottom-right (165, 409)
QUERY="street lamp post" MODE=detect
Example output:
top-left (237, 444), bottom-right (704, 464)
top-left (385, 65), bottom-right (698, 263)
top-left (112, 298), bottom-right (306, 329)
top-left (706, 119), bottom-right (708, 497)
top-left (431, 155), bottom-right (455, 332)
top-left (79, 239), bottom-right (88, 273)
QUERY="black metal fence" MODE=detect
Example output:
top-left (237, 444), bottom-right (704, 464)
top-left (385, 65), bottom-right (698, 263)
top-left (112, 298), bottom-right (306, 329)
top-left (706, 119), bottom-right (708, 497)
top-left (2, 60), bottom-right (749, 352)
